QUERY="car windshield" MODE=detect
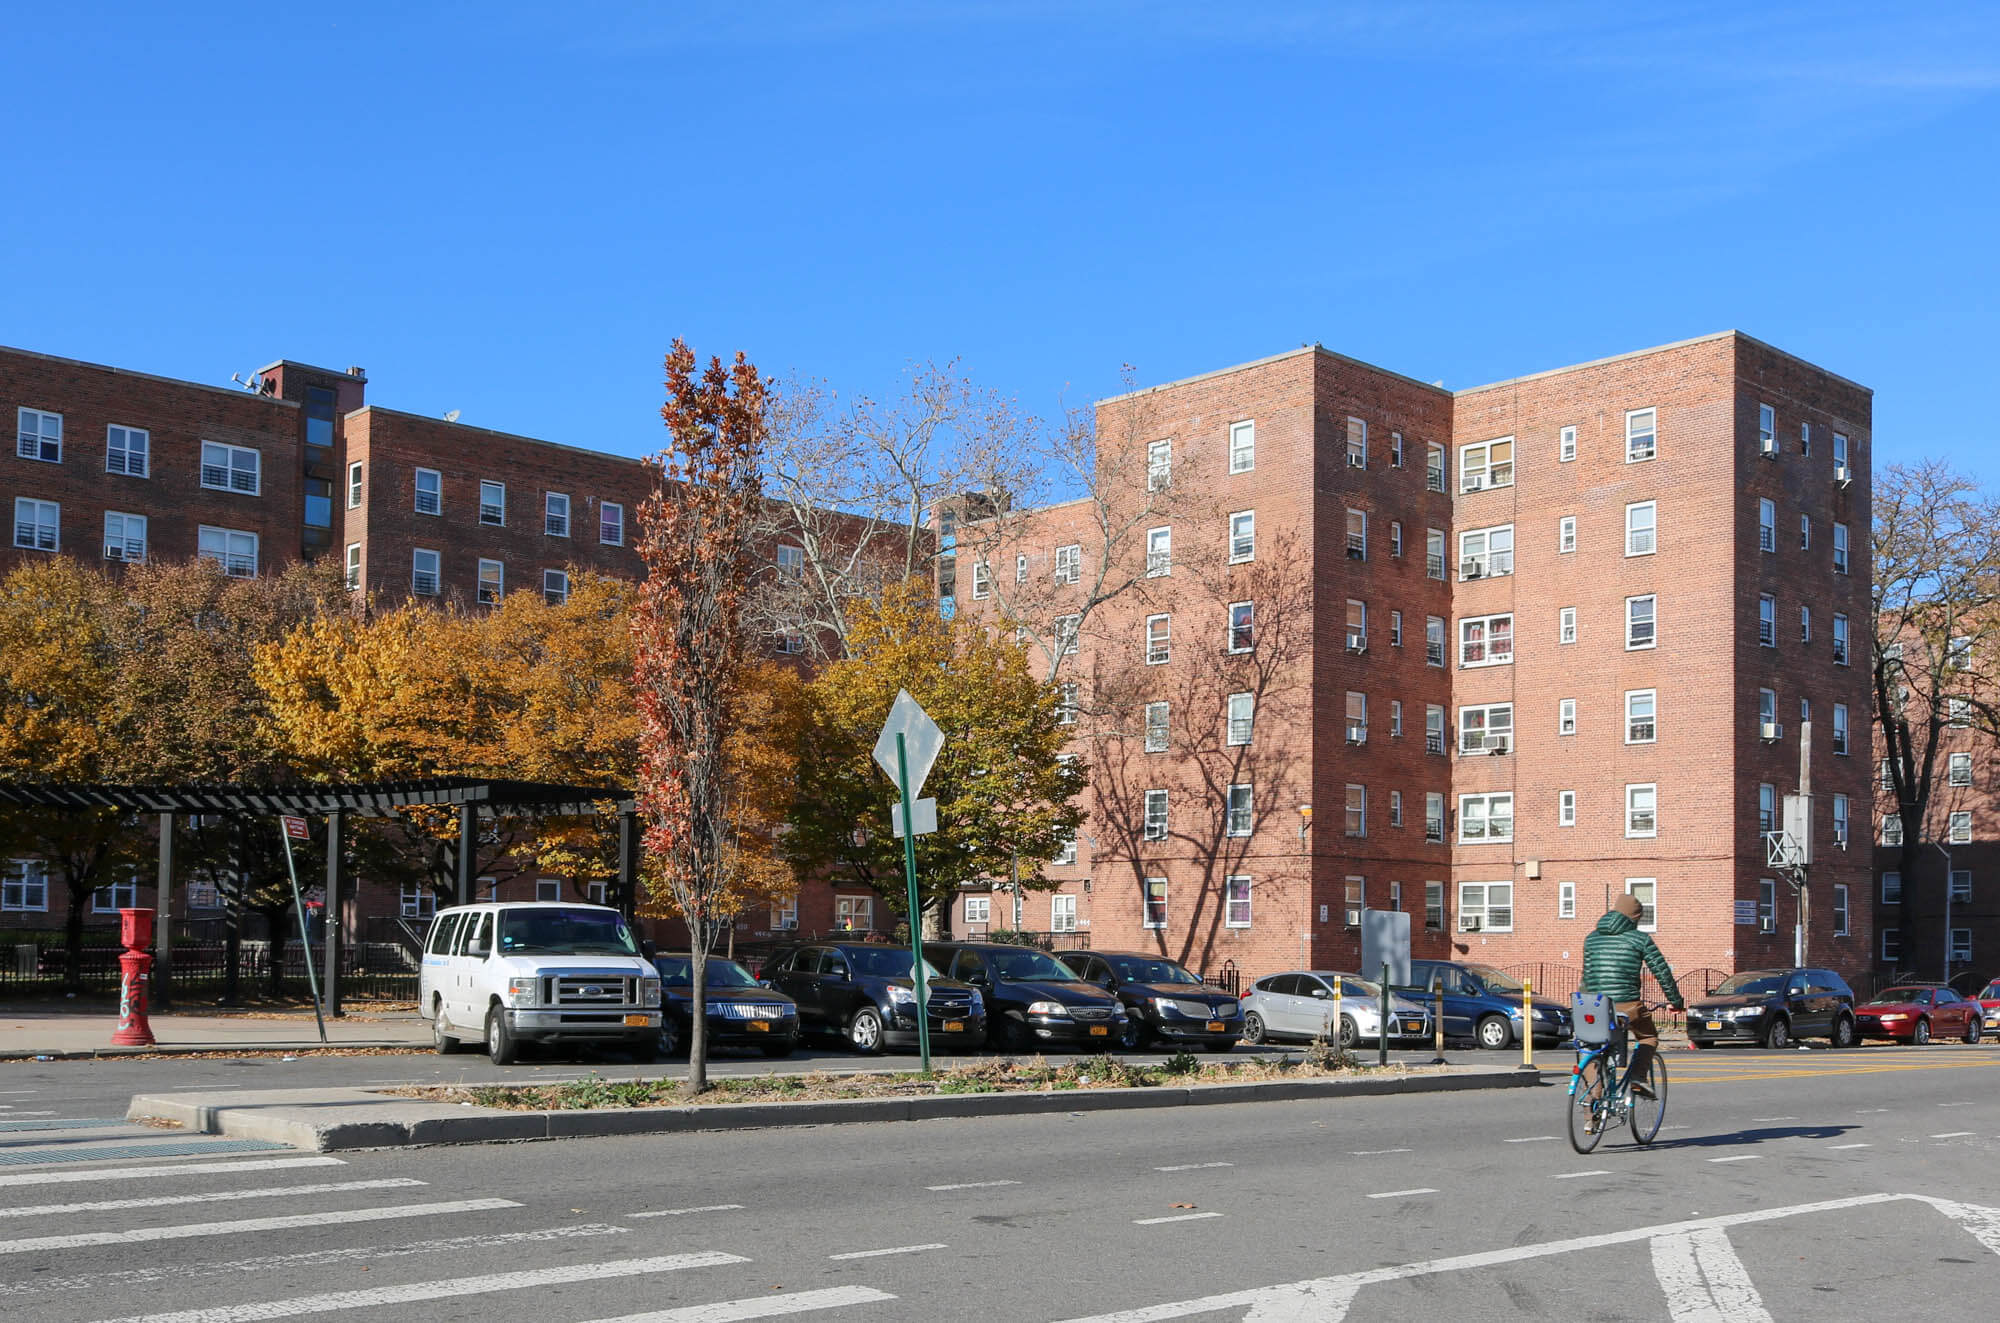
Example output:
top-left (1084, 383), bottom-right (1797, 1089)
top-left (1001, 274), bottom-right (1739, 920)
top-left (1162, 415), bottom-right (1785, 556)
top-left (496, 908), bottom-right (640, 957)
top-left (1108, 956), bottom-right (1201, 985)
top-left (1873, 987), bottom-right (1929, 1003)
top-left (1984, 983), bottom-right (2000, 1000)
top-left (988, 948), bottom-right (1082, 981)
top-left (653, 957), bottom-right (757, 988)
top-left (1712, 973), bottom-right (1788, 996)
top-left (839, 947), bottom-right (944, 980)
top-left (1463, 964), bottom-right (1526, 994)
top-left (1322, 976), bottom-right (1381, 999)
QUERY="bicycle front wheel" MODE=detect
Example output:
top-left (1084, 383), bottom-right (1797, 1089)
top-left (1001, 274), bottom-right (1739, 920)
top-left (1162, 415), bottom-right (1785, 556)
top-left (1628, 1054), bottom-right (1668, 1145)
top-left (1567, 1055), bottom-right (1610, 1154)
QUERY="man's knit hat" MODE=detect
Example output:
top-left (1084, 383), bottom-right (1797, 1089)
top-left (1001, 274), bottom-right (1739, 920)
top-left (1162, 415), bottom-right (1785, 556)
top-left (1612, 894), bottom-right (1644, 921)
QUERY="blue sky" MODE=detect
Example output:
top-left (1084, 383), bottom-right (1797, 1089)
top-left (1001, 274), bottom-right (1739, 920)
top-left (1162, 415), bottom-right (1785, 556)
top-left (4, 3), bottom-right (1996, 480)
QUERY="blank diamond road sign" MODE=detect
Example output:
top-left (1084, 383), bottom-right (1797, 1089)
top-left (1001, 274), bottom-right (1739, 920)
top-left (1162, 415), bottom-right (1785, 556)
top-left (872, 689), bottom-right (943, 797)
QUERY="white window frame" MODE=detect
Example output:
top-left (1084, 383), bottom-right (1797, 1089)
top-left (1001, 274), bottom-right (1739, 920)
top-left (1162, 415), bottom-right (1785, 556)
top-left (1054, 613), bottom-right (1080, 656)
top-left (971, 560), bottom-right (991, 600)
top-left (1050, 893), bottom-right (1078, 933)
top-left (1225, 693), bottom-right (1252, 747)
top-left (775, 544), bottom-right (804, 579)
top-left (477, 558), bottom-right (504, 606)
top-left (1950, 870), bottom-right (1972, 903)
top-left (1832, 613), bottom-right (1850, 665)
top-left (1882, 814), bottom-right (1902, 847)
top-left (1389, 699), bottom-right (1402, 738)
top-left (1228, 601), bottom-right (1255, 654)
top-left (1800, 514), bottom-right (1811, 551)
top-left (1228, 421), bottom-right (1255, 474)
top-left (1346, 417), bottom-right (1368, 469)
top-left (1625, 500), bottom-right (1656, 556)
top-left (1458, 703), bottom-right (1513, 755)
top-left (103, 511), bottom-right (147, 563)
top-left (1758, 402), bottom-right (1776, 453)
top-left (344, 542), bottom-right (362, 591)
top-left (1143, 789), bottom-right (1169, 842)
top-left (1015, 553), bottom-right (1028, 583)
top-left (1950, 811), bottom-right (1972, 845)
top-left (196, 525), bottom-right (258, 578)
top-left (964, 895), bottom-right (991, 926)
top-left (1389, 791), bottom-right (1403, 828)
top-left (1053, 543), bottom-right (1081, 584)
top-left (1458, 792), bottom-right (1514, 844)
top-left (1559, 607), bottom-right (1577, 644)
top-left (1558, 791), bottom-right (1576, 827)
top-left (545, 491), bottom-right (570, 538)
top-left (479, 480), bottom-right (507, 527)
top-left (1949, 752), bottom-right (1972, 786)
top-left (1832, 703), bottom-right (1849, 755)
top-left (1145, 613), bottom-right (1171, 665)
top-left (1832, 793), bottom-right (1850, 846)
top-left (1559, 425), bottom-right (1577, 462)
top-left (1147, 700), bottom-right (1172, 753)
top-left (415, 467), bottom-right (442, 515)
top-left (1758, 498), bottom-right (1776, 553)
top-left (1425, 793), bottom-right (1444, 844)
top-left (1390, 610), bottom-right (1403, 647)
top-left (1459, 613), bottom-right (1514, 667)
top-left (1425, 616), bottom-right (1445, 667)
top-left (1832, 883), bottom-right (1849, 937)
top-left (1225, 784), bottom-right (1253, 837)
top-left (1344, 783), bottom-right (1366, 838)
top-left (411, 548), bottom-right (441, 597)
top-left (1625, 689), bottom-right (1656, 744)
top-left (543, 568), bottom-right (570, 605)
top-left (1426, 443), bottom-right (1446, 492)
top-left (199, 440), bottom-right (261, 495)
top-left (106, 424), bottom-right (149, 477)
top-left (1143, 878), bottom-right (1168, 929)
top-left (1558, 515), bottom-right (1577, 553)
top-left (1625, 783), bottom-right (1658, 838)
top-left (1147, 438), bottom-right (1172, 491)
top-left (835, 895), bottom-right (875, 933)
top-left (1457, 882), bottom-right (1514, 933)
top-left (1459, 523), bottom-right (1514, 579)
top-left (347, 461), bottom-right (364, 509)
top-left (1882, 870), bottom-right (1902, 904)
top-left (2, 859), bottom-right (49, 912)
top-left (1834, 432), bottom-right (1850, 470)
top-left (1346, 508), bottom-right (1367, 560)
top-left (1950, 928), bottom-right (1972, 964)
top-left (1759, 782), bottom-right (1777, 836)
top-left (1425, 706), bottom-right (1446, 757)
top-left (1056, 682), bottom-right (1078, 727)
top-left (16, 407), bottom-right (61, 462)
top-left (1833, 522), bottom-right (1849, 574)
top-left (1758, 593), bottom-right (1776, 647)
top-left (536, 879), bottom-right (562, 903)
top-left (1459, 437), bottom-right (1515, 492)
top-left (600, 501), bottom-right (625, 546)
top-left (1881, 927), bottom-right (1900, 964)
top-left (1558, 880), bottom-right (1577, 919)
top-left (1558, 698), bottom-right (1577, 736)
top-left (1625, 407), bottom-right (1657, 462)
top-left (1626, 594), bottom-right (1656, 650)
top-left (92, 876), bottom-right (139, 914)
top-left (400, 883), bottom-right (438, 920)
top-left (1800, 604), bottom-right (1812, 645)
top-left (1224, 876), bottom-right (1252, 928)
top-left (13, 498), bottom-right (58, 553)
top-left (1624, 878), bottom-right (1657, 933)
top-left (1146, 525), bottom-right (1172, 577)
top-left (1228, 511), bottom-right (1255, 564)
top-left (1390, 432), bottom-right (1404, 467)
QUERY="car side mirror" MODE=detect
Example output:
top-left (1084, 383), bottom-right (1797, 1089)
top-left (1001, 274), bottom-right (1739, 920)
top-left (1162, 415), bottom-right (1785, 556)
top-left (830, 965), bottom-right (850, 980)
top-left (1311, 987), bottom-right (1330, 998)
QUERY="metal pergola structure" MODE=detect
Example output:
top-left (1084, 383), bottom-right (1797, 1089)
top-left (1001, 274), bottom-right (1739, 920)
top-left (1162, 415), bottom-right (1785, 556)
top-left (0, 777), bottom-right (639, 1017)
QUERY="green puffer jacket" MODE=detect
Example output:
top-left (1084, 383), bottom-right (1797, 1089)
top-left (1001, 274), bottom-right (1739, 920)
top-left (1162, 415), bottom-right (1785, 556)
top-left (1580, 910), bottom-right (1683, 1006)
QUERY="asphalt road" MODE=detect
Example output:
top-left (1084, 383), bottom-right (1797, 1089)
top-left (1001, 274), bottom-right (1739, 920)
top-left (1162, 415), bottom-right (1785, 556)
top-left (2, 1041), bottom-right (1998, 1322)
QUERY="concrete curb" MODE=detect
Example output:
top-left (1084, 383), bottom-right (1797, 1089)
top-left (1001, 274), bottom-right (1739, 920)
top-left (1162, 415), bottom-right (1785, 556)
top-left (129, 1066), bottom-right (1543, 1152)
top-left (1, 1042), bottom-right (424, 1061)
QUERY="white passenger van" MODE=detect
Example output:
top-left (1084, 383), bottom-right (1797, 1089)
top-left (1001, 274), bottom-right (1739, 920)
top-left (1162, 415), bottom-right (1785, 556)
top-left (420, 901), bottom-right (661, 1065)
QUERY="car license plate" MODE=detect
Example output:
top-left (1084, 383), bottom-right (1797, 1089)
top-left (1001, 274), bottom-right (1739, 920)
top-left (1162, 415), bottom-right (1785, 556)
top-left (1206, 1021), bottom-right (1226, 1032)
top-left (1706, 1020), bottom-right (1723, 1031)
top-left (1090, 1025), bottom-right (1109, 1036)
top-left (1405, 1021), bottom-right (1423, 1033)
top-left (944, 1020), bottom-right (965, 1032)
top-left (747, 1020), bottom-right (769, 1032)
top-left (623, 1014), bottom-right (650, 1027)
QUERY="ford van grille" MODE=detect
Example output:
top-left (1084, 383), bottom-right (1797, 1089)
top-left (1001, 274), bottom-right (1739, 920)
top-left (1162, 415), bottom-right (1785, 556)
top-left (549, 975), bottom-right (634, 1006)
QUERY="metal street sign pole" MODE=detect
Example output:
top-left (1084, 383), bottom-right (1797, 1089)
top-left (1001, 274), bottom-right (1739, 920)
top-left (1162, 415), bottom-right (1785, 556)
top-left (277, 818), bottom-right (328, 1044)
top-left (897, 732), bottom-right (933, 1073)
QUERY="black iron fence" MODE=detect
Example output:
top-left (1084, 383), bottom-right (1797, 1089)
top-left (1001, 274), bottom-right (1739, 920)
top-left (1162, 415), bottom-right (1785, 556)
top-left (0, 920), bottom-right (419, 1001)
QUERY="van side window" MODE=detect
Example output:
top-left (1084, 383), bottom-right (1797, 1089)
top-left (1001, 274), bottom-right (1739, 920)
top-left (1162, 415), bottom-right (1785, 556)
top-left (459, 912), bottom-right (492, 958)
top-left (426, 913), bottom-right (460, 955)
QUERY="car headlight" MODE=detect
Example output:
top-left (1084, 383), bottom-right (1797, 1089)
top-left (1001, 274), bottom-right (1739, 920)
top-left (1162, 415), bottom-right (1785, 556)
top-left (1732, 1007), bottom-right (1763, 1019)
top-left (505, 977), bottom-right (539, 1007)
top-left (640, 978), bottom-right (661, 1008)
top-left (1151, 997), bottom-right (1176, 1013)
top-left (887, 986), bottom-right (916, 1004)
top-left (1027, 1000), bottom-right (1066, 1015)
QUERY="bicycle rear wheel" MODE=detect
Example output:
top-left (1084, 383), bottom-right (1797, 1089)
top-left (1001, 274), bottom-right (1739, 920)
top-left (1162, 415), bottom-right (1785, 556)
top-left (1627, 1054), bottom-right (1668, 1145)
top-left (1567, 1055), bottom-right (1610, 1154)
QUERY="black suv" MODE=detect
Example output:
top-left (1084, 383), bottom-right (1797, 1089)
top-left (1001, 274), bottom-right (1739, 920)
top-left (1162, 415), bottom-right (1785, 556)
top-left (651, 953), bottom-right (800, 1058)
top-left (1063, 950), bottom-right (1241, 1052)
top-left (927, 942), bottom-right (1129, 1052)
top-left (1686, 967), bottom-right (1858, 1050)
top-left (762, 942), bottom-right (985, 1054)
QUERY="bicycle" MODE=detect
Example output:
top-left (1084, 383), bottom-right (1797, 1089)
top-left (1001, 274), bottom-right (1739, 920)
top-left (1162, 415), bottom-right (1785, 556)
top-left (1566, 993), bottom-right (1668, 1154)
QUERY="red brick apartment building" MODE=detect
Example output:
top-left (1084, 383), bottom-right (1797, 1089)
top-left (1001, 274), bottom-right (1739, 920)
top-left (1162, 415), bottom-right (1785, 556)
top-left (953, 332), bottom-right (1876, 994)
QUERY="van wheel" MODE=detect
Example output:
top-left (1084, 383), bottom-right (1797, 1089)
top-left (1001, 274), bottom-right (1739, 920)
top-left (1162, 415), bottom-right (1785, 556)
top-left (432, 1002), bottom-right (459, 1055)
top-left (485, 1005), bottom-right (519, 1065)
top-left (1476, 1015), bottom-right (1513, 1050)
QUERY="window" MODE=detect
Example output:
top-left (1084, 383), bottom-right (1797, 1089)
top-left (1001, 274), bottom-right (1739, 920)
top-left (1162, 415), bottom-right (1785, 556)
top-left (971, 560), bottom-right (990, 599)
top-left (1758, 594), bottom-right (1776, 647)
top-left (1948, 696), bottom-right (1972, 727)
top-left (1800, 605), bottom-right (1812, 644)
top-left (1053, 543), bottom-right (1081, 584)
top-left (1391, 432), bottom-right (1405, 467)
top-left (93, 877), bottom-right (139, 913)
top-left (1458, 793), bottom-right (1514, 843)
top-left (1882, 814), bottom-right (1903, 847)
top-left (1425, 616), bottom-right (1445, 667)
top-left (598, 501), bottom-right (624, 546)
top-left (543, 569), bottom-right (570, 605)
top-left (1460, 613), bottom-right (1514, 666)
top-left (1626, 595), bottom-right (1656, 650)
top-left (1832, 793), bottom-right (1850, 846)
top-left (1828, 612), bottom-right (1850, 664)
top-left (1224, 877), bottom-right (1252, 928)
top-left (1145, 614), bottom-right (1170, 664)
top-left (477, 558), bottom-right (504, 606)
top-left (338, 461), bottom-right (360, 510)
top-left (1343, 599), bottom-right (1365, 652)
top-left (1425, 794), bottom-right (1444, 843)
top-left (1758, 687), bottom-right (1777, 735)
top-left (197, 526), bottom-right (258, 578)
top-left (1801, 422), bottom-right (1812, 456)
top-left (1458, 882), bottom-right (1513, 933)
top-left (1229, 511), bottom-right (1255, 563)
top-left (1832, 883), bottom-right (1849, 936)
top-left (1800, 514), bottom-right (1811, 551)
top-left (1882, 870), bottom-right (1902, 904)
top-left (1559, 425), bottom-right (1577, 462)
top-left (1951, 870), bottom-right (1972, 903)
top-left (1147, 438), bottom-right (1172, 491)
top-left (1833, 522), bottom-right (1849, 574)
top-left (1146, 526), bottom-right (1171, 577)
top-left (1558, 516), bottom-right (1577, 553)
top-left (12, 498), bottom-right (57, 552)
top-left (1127, 699), bottom-right (1164, 753)
top-left (16, 407), bottom-right (61, 462)
top-left (1055, 682), bottom-right (1078, 726)
top-left (1559, 791), bottom-right (1576, 827)
top-left (411, 548), bottom-right (441, 597)
top-left (1346, 508), bottom-right (1367, 559)
top-left (107, 425), bottom-right (149, 477)
top-left (1390, 610), bottom-right (1403, 647)
top-left (1229, 601), bottom-right (1255, 653)
top-left (1459, 524), bottom-right (1514, 578)
top-left (1624, 879), bottom-right (1656, 932)
top-left (1144, 878), bottom-right (1168, 929)
top-left (1832, 704), bottom-right (1849, 755)
top-left (1881, 928), bottom-right (1900, 963)
top-left (1626, 689), bottom-right (1656, 744)
top-left (1880, 757), bottom-right (1894, 790)
top-left (2, 860), bottom-right (48, 912)
top-left (1390, 521), bottom-right (1403, 558)
top-left (1229, 421), bottom-right (1255, 474)
top-left (1834, 432), bottom-right (1849, 471)
top-left (1559, 607), bottom-right (1577, 644)
top-left (1015, 553), bottom-right (1028, 583)
top-left (1346, 417), bottom-right (1368, 468)
top-left (1458, 703), bottom-right (1513, 755)
top-left (1455, 438), bottom-right (1517, 496)
top-left (1951, 929), bottom-right (1972, 964)
top-left (1759, 783), bottom-right (1776, 835)
top-left (1055, 613), bottom-right (1080, 656)
top-left (100, 511), bottom-right (146, 563)
top-left (1345, 876), bottom-right (1365, 927)
top-left (1345, 784), bottom-right (1366, 837)
top-left (1625, 408), bottom-right (1657, 462)
top-left (1143, 789), bottom-right (1169, 841)
top-left (1389, 699), bottom-right (1403, 737)
top-left (1225, 693), bottom-right (1252, 747)
top-left (769, 544), bottom-right (804, 581)
top-left (1950, 752), bottom-right (1972, 786)
top-left (1559, 698), bottom-right (1577, 736)
top-left (1053, 834), bottom-right (1077, 866)
top-left (776, 630), bottom-right (805, 655)
top-left (1758, 402), bottom-right (1776, 453)
top-left (1558, 881), bottom-right (1577, 918)
top-left (1948, 634), bottom-right (1973, 670)
top-left (1048, 894), bottom-right (1077, 935)
top-left (1950, 811), bottom-right (1972, 844)
top-left (1389, 791), bottom-right (1403, 827)
top-left (544, 492), bottom-right (570, 538)
top-left (1421, 880), bottom-right (1443, 930)
top-left (200, 441), bottom-right (260, 494)
top-left (413, 467), bottom-right (442, 515)
top-left (400, 884), bottom-right (437, 920)
top-left (344, 543), bottom-right (362, 591)
top-left (1626, 784), bottom-right (1657, 837)
top-left (1226, 784), bottom-right (1253, 837)
top-left (479, 480), bottom-right (506, 526)
top-left (1426, 528), bottom-right (1446, 580)
top-left (964, 895), bottom-right (990, 926)
top-left (1624, 501), bottom-right (1657, 557)
top-left (1757, 878), bottom-right (1777, 934)
top-left (1425, 705), bottom-right (1446, 756)
top-left (835, 896), bottom-right (875, 932)
top-left (1346, 691), bottom-right (1368, 745)
top-left (1426, 443), bottom-right (1446, 491)
top-left (1758, 498), bottom-right (1776, 553)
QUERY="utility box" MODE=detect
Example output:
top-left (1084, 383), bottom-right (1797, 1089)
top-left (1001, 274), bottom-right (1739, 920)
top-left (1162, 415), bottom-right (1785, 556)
top-left (1360, 908), bottom-right (1411, 988)
top-left (1783, 794), bottom-right (1814, 865)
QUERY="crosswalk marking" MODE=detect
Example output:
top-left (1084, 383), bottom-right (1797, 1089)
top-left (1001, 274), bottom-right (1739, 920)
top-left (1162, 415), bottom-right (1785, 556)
top-left (1135, 1212), bottom-right (1223, 1225)
top-left (0, 1177), bottom-right (424, 1220)
top-left (1650, 1227), bottom-right (1773, 1322)
top-left (0, 1197), bottom-right (517, 1256)
top-left (827, 1243), bottom-right (944, 1260)
top-left (574, 1286), bottom-right (896, 1322)
top-left (630, 1204), bottom-right (745, 1218)
top-left (1154, 1162), bottom-right (1232, 1172)
top-left (0, 1156), bottom-right (344, 1188)
top-left (1365, 1188), bottom-right (1436, 1199)
top-left (94, 1251), bottom-right (747, 1323)
top-left (926, 1180), bottom-right (1019, 1190)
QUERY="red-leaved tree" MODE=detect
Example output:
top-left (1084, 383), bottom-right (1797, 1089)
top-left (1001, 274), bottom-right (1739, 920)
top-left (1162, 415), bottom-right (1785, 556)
top-left (632, 340), bottom-right (769, 1094)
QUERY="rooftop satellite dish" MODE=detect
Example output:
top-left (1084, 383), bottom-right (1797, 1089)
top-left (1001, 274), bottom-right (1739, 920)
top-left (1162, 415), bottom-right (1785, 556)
top-left (443, 410), bottom-right (461, 423)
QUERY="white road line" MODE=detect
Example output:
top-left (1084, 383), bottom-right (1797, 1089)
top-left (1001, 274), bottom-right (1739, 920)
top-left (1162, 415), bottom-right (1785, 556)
top-left (828, 1243), bottom-right (945, 1260)
top-left (1366, 1189), bottom-right (1437, 1199)
top-left (0, 1110), bottom-right (55, 1116)
top-left (1749, 1116), bottom-right (1796, 1122)
top-left (926, 1180), bottom-right (1020, 1190)
top-left (1826, 1143), bottom-right (1871, 1150)
top-left (0, 1198), bottom-right (517, 1256)
top-left (1932, 1132), bottom-right (1977, 1139)
top-left (1135, 1212), bottom-right (1224, 1225)
top-left (1937, 1101), bottom-right (1976, 1107)
top-left (0, 1178), bottom-right (424, 1220)
top-left (1708, 1156), bottom-right (1760, 1164)
top-left (1855, 1107), bottom-right (1890, 1114)
top-left (1503, 1136), bottom-right (1557, 1144)
top-left (1650, 1226), bottom-right (1774, 1323)
top-left (1925, 1196), bottom-right (2000, 1258)
top-left (0, 1156), bottom-right (344, 1188)
top-left (1551, 1170), bottom-right (1611, 1180)
top-left (629, 1204), bottom-right (744, 1218)
top-left (94, 1251), bottom-right (746, 1323)
top-left (1348, 1149), bottom-right (1412, 1156)
top-left (1154, 1162), bottom-right (1232, 1172)
top-left (574, 1286), bottom-right (896, 1322)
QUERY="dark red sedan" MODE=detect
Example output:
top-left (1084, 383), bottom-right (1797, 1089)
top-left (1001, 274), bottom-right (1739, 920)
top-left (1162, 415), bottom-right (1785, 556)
top-left (1855, 984), bottom-right (1982, 1044)
top-left (1977, 980), bottom-right (2000, 1037)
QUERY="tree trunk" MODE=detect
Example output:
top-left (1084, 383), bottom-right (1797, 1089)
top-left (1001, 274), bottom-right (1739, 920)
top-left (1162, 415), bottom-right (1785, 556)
top-left (1897, 834), bottom-right (1920, 978)
top-left (266, 909), bottom-right (288, 998)
top-left (685, 932), bottom-right (710, 1096)
top-left (62, 883), bottom-right (88, 992)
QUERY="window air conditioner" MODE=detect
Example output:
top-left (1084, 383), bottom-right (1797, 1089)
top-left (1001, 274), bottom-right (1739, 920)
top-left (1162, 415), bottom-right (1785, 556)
top-left (1759, 436), bottom-right (1778, 458)
top-left (1346, 724), bottom-right (1367, 745)
top-left (1835, 465), bottom-right (1852, 486)
top-left (1758, 916), bottom-right (1776, 934)
top-left (1465, 475), bottom-right (1487, 492)
top-left (1348, 452), bottom-right (1367, 469)
top-left (1488, 737), bottom-right (1510, 755)
top-left (1457, 916), bottom-right (1482, 933)
top-left (1760, 722), bottom-right (1783, 742)
top-left (1346, 632), bottom-right (1367, 653)
top-left (1461, 561), bottom-right (1483, 580)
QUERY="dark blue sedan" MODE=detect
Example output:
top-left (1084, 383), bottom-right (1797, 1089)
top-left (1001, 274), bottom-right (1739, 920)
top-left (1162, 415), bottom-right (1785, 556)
top-left (652, 954), bottom-right (801, 1057)
top-left (1400, 960), bottom-right (1572, 1049)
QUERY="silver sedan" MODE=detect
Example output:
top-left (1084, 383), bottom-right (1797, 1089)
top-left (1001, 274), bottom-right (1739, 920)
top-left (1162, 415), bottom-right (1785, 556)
top-left (1241, 970), bottom-right (1433, 1048)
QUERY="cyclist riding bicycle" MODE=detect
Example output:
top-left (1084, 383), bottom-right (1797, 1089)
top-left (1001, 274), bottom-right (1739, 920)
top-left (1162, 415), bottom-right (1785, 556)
top-left (1580, 894), bottom-right (1683, 1099)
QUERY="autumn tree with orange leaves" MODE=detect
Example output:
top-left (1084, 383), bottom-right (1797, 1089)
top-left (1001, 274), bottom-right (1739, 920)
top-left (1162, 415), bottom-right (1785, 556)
top-left (631, 340), bottom-right (770, 1094)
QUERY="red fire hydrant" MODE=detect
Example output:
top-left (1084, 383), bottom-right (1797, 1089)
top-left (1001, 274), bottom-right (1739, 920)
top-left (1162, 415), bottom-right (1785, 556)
top-left (111, 907), bottom-right (157, 1047)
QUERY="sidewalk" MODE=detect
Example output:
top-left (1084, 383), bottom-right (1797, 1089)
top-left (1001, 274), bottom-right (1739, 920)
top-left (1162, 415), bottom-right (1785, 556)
top-left (0, 1008), bottom-right (430, 1059)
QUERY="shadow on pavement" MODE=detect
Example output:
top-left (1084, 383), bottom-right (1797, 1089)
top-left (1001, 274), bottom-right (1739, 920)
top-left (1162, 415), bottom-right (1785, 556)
top-left (1643, 1123), bottom-right (1859, 1149)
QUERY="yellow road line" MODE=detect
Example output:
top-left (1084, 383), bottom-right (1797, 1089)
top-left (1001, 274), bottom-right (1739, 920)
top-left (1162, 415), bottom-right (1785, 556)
top-left (1672, 1059), bottom-right (2000, 1084)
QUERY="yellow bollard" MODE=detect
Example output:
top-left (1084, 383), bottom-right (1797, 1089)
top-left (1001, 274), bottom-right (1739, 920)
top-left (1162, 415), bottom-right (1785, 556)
top-left (1332, 977), bottom-right (1343, 1049)
top-left (1431, 973), bottom-right (1445, 1063)
top-left (1522, 978), bottom-right (1535, 1071)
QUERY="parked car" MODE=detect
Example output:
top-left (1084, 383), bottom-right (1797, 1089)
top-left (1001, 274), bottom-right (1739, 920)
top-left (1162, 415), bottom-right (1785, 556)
top-left (1061, 950), bottom-right (1241, 1052)
top-left (925, 942), bottom-right (1129, 1052)
top-left (1855, 984), bottom-right (1982, 1045)
top-left (1240, 971), bottom-right (1431, 1049)
top-left (1976, 978), bottom-right (2000, 1036)
top-left (761, 942), bottom-right (985, 1054)
top-left (651, 953), bottom-right (800, 1058)
top-left (1685, 967), bottom-right (1858, 1050)
top-left (1396, 960), bottom-right (1572, 1049)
